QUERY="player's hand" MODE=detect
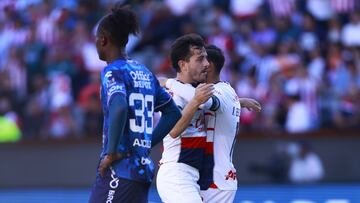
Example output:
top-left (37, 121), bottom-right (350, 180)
top-left (239, 98), bottom-right (261, 112)
top-left (193, 83), bottom-right (214, 105)
top-left (158, 77), bottom-right (168, 88)
top-left (99, 153), bottom-right (124, 177)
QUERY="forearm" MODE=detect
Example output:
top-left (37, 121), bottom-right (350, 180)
top-left (166, 79), bottom-right (215, 110)
top-left (238, 98), bottom-right (247, 106)
top-left (238, 97), bottom-right (261, 112)
top-left (107, 95), bottom-right (128, 154)
top-left (169, 99), bottom-right (201, 138)
top-left (152, 100), bottom-right (181, 147)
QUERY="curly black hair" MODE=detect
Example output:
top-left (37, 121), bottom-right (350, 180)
top-left (98, 4), bottom-right (139, 48)
top-left (205, 44), bottom-right (225, 74)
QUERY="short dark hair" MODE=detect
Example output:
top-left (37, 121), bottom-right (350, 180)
top-left (98, 4), bottom-right (139, 48)
top-left (205, 44), bottom-right (225, 74)
top-left (170, 33), bottom-right (205, 72)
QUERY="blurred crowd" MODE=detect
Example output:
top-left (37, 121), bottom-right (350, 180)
top-left (249, 141), bottom-right (324, 184)
top-left (0, 0), bottom-right (360, 141)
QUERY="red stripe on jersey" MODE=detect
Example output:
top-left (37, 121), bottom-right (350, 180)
top-left (205, 112), bottom-right (215, 116)
top-left (181, 137), bottom-right (206, 148)
top-left (207, 128), bottom-right (215, 131)
top-left (205, 142), bottom-right (214, 154)
top-left (209, 183), bottom-right (218, 188)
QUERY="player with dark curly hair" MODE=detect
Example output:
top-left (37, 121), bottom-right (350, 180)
top-left (88, 5), bottom-right (182, 203)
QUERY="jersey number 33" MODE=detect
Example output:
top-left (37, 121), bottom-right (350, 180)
top-left (129, 93), bottom-right (154, 134)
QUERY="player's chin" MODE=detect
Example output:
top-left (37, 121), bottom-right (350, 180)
top-left (199, 73), bottom-right (207, 82)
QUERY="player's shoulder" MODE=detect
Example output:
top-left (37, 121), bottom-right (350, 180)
top-left (214, 81), bottom-right (236, 94)
top-left (165, 88), bottom-right (186, 108)
top-left (213, 82), bottom-right (239, 108)
top-left (214, 81), bottom-right (235, 92)
top-left (101, 60), bottom-right (126, 77)
top-left (103, 58), bottom-right (145, 73)
top-left (126, 59), bottom-right (156, 79)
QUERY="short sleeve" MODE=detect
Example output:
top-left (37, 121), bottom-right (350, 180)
top-left (153, 78), bottom-right (172, 112)
top-left (212, 86), bottom-right (225, 112)
top-left (102, 70), bottom-right (127, 106)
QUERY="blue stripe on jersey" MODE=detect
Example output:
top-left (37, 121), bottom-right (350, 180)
top-left (178, 148), bottom-right (206, 170)
top-left (198, 154), bottom-right (215, 190)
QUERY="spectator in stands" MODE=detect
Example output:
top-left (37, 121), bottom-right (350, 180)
top-left (249, 142), bottom-right (290, 183)
top-left (0, 96), bottom-right (21, 142)
top-left (288, 141), bottom-right (324, 184)
top-left (341, 12), bottom-right (360, 47)
top-left (0, 0), bottom-right (359, 139)
top-left (284, 92), bottom-right (312, 134)
top-left (23, 74), bottom-right (49, 139)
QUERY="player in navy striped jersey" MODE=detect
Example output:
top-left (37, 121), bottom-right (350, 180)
top-left (88, 5), bottom-right (182, 203)
top-left (156, 34), bottom-right (222, 203)
top-left (162, 45), bottom-right (261, 203)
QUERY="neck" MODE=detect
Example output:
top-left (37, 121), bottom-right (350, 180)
top-left (105, 48), bottom-right (126, 64)
top-left (176, 73), bottom-right (193, 84)
top-left (207, 73), bottom-right (220, 84)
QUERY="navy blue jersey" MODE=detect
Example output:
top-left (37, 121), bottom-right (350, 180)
top-left (100, 59), bottom-right (172, 183)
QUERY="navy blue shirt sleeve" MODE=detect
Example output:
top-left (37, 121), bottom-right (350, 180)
top-left (102, 69), bottom-right (127, 106)
top-left (107, 94), bottom-right (128, 154)
top-left (151, 77), bottom-right (181, 147)
top-left (101, 68), bottom-right (128, 155)
top-left (152, 99), bottom-right (181, 147)
top-left (153, 78), bottom-right (172, 112)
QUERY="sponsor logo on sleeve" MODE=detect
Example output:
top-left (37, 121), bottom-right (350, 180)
top-left (107, 84), bottom-right (125, 97)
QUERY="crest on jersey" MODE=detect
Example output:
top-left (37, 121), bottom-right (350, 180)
top-left (105, 71), bottom-right (112, 78)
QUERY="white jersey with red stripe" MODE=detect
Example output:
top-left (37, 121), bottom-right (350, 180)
top-left (159, 84), bottom-right (207, 170)
top-left (202, 82), bottom-right (240, 191)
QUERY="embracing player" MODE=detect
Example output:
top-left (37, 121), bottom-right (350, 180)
top-left (156, 34), bottom-right (222, 203)
top-left (162, 44), bottom-right (261, 203)
top-left (88, 5), bottom-right (182, 203)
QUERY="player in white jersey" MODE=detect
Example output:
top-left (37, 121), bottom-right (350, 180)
top-left (162, 45), bottom-right (261, 203)
top-left (156, 34), bottom-right (222, 203)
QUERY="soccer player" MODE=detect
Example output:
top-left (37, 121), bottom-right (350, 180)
top-left (162, 45), bottom-right (261, 203)
top-left (156, 34), bottom-right (221, 203)
top-left (88, 5), bottom-right (183, 203)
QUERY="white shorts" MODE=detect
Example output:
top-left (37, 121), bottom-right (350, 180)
top-left (200, 188), bottom-right (236, 203)
top-left (156, 162), bottom-right (202, 203)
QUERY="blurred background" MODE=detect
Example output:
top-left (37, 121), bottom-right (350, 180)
top-left (0, 0), bottom-right (360, 202)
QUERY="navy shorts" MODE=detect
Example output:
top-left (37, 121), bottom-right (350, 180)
top-left (89, 168), bottom-right (151, 203)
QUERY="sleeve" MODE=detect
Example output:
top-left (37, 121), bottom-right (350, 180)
top-left (211, 86), bottom-right (224, 112)
top-left (102, 69), bottom-right (127, 106)
top-left (151, 99), bottom-right (181, 147)
top-left (106, 94), bottom-right (128, 154)
top-left (153, 77), bottom-right (172, 112)
top-left (166, 79), bottom-right (220, 111)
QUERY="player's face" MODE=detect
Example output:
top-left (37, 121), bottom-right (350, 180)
top-left (186, 47), bottom-right (209, 83)
top-left (95, 29), bottom-right (106, 61)
top-left (206, 61), bottom-right (216, 82)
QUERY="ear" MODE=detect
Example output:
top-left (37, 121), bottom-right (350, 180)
top-left (101, 35), bottom-right (107, 47)
top-left (178, 60), bottom-right (187, 72)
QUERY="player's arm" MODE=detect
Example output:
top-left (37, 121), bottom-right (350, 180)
top-left (98, 69), bottom-right (128, 177)
top-left (239, 98), bottom-right (262, 112)
top-left (99, 94), bottom-right (128, 177)
top-left (151, 77), bottom-right (182, 148)
top-left (168, 83), bottom-right (213, 138)
top-left (151, 99), bottom-right (181, 147)
top-left (164, 78), bottom-right (220, 111)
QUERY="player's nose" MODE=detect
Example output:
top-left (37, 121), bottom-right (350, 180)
top-left (203, 58), bottom-right (210, 70)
